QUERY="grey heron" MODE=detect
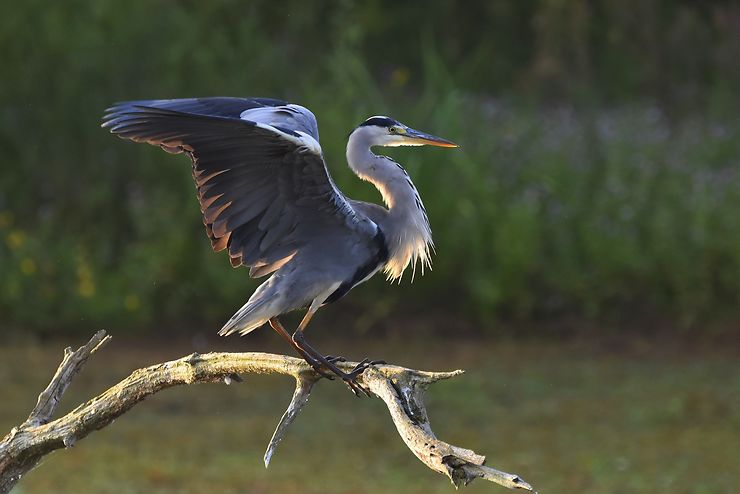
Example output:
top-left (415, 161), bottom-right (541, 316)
top-left (102, 97), bottom-right (457, 395)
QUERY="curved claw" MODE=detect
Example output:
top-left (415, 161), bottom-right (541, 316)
top-left (349, 358), bottom-right (385, 374)
top-left (350, 358), bottom-right (371, 372)
top-left (344, 380), bottom-right (365, 397)
top-left (342, 375), bottom-right (372, 397)
top-left (339, 358), bottom-right (386, 397)
top-left (325, 355), bottom-right (347, 364)
top-left (348, 358), bottom-right (385, 376)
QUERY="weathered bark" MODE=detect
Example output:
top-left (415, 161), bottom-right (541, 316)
top-left (0, 331), bottom-right (534, 493)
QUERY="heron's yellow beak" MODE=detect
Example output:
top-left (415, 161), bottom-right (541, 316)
top-left (400, 127), bottom-right (459, 147)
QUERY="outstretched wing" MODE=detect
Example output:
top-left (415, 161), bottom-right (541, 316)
top-left (102, 97), bottom-right (372, 277)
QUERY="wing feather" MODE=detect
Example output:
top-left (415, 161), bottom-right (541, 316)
top-left (102, 97), bottom-right (374, 276)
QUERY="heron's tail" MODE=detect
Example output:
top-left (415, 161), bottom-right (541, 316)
top-left (218, 281), bottom-right (281, 336)
top-left (218, 310), bottom-right (269, 336)
top-left (218, 298), bottom-right (271, 336)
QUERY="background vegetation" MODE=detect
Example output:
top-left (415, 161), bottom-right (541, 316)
top-left (1, 0), bottom-right (739, 335)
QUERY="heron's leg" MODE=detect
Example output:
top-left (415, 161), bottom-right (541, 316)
top-left (296, 310), bottom-right (384, 369)
top-left (291, 308), bottom-right (374, 397)
top-left (268, 317), bottom-right (334, 379)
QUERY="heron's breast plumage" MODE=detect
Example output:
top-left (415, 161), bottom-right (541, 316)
top-left (381, 203), bottom-right (433, 282)
top-left (323, 228), bottom-right (389, 304)
top-left (375, 165), bottom-right (433, 282)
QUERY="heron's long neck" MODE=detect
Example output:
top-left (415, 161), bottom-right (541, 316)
top-left (346, 134), bottom-right (433, 281)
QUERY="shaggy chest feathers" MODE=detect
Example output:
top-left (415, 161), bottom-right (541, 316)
top-left (371, 162), bottom-right (434, 282)
top-left (382, 206), bottom-right (432, 282)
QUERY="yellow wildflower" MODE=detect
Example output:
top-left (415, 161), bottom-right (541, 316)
top-left (78, 280), bottom-right (95, 298)
top-left (6, 230), bottom-right (26, 249)
top-left (124, 294), bottom-right (140, 311)
top-left (20, 258), bottom-right (36, 275)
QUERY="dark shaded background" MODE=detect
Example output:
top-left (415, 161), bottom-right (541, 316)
top-left (1, 0), bottom-right (739, 335)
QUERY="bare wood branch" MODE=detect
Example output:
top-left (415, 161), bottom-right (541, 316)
top-left (23, 330), bottom-right (112, 428)
top-left (264, 374), bottom-right (319, 467)
top-left (0, 333), bottom-right (535, 493)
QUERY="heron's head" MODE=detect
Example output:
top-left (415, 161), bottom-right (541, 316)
top-left (353, 116), bottom-right (458, 148)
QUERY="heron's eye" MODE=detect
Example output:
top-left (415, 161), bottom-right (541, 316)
top-left (389, 126), bottom-right (397, 133)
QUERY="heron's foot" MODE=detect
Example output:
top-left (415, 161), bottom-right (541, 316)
top-left (290, 329), bottom-right (379, 394)
top-left (301, 355), bottom-right (336, 379)
top-left (338, 358), bottom-right (385, 397)
top-left (301, 353), bottom-right (363, 393)
top-left (313, 364), bottom-right (337, 380)
top-left (350, 358), bottom-right (386, 373)
top-left (340, 373), bottom-right (371, 397)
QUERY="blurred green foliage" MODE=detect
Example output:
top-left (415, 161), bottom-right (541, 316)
top-left (1, 0), bottom-right (739, 333)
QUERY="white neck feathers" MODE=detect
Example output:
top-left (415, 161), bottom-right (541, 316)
top-left (346, 129), bottom-right (433, 281)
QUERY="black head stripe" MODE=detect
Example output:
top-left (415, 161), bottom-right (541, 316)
top-left (359, 116), bottom-right (397, 128)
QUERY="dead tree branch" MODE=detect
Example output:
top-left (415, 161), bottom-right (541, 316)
top-left (0, 331), bottom-right (534, 493)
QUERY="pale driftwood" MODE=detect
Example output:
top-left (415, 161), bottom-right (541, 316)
top-left (0, 331), bottom-right (535, 493)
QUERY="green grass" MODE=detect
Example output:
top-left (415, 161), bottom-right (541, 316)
top-left (2, 336), bottom-right (738, 493)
